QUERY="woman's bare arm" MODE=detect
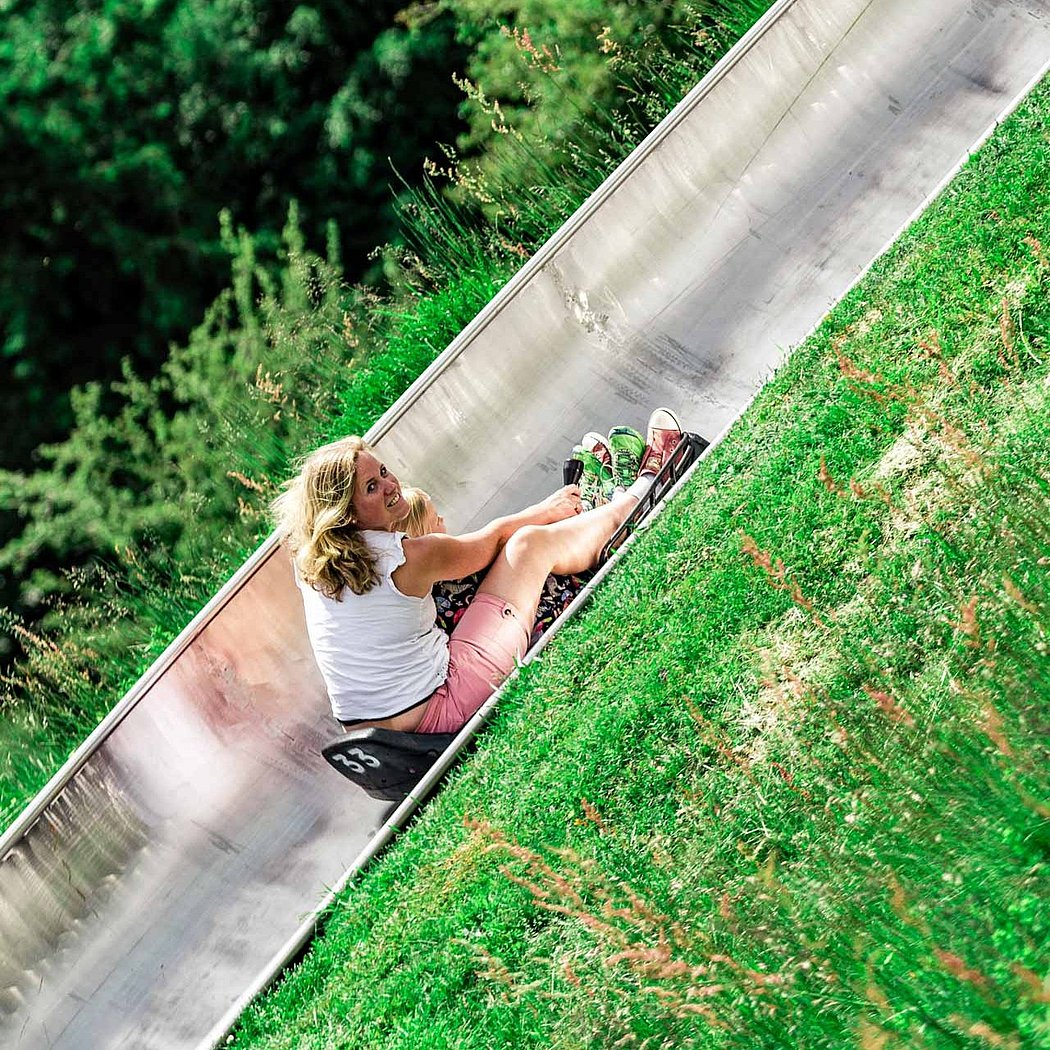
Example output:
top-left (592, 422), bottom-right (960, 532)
top-left (392, 486), bottom-right (581, 597)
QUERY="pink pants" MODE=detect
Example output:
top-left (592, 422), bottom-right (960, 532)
top-left (416, 592), bottom-right (530, 734)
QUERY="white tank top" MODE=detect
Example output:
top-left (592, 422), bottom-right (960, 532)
top-left (297, 530), bottom-right (449, 723)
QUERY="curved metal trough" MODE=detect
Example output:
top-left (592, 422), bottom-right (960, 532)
top-left (1, 1), bottom-right (1048, 1046)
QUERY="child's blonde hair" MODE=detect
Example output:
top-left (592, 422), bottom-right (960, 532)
top-left (271, 435), bottom-right (379, 599)
top-left (395, 487), bottom-right (434, 538)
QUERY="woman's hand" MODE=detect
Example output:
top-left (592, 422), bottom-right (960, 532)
top-left (535, 484), bottom-right (582, 523)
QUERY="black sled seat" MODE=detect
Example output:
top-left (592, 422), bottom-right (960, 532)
top-left (322, 432), bottom-right (709, 801)
top-left (322, 729), bottom-right (458, 802)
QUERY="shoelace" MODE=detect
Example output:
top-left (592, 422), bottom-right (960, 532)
top-left (578, 464), bottom-right (607, 507)
top-left (612, 445), bottom-right (638, 482)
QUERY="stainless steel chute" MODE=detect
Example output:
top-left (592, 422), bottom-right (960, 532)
top-left (2, 1), bottom-right (1048, 1046)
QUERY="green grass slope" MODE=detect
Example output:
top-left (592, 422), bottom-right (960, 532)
top-left (233, 75), bottom-right (1050, 1049)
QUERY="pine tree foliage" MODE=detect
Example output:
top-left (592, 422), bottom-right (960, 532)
top-left (1, 204), bottom-right (351, 619)
top-left (0, 0), bottom-right (466, 465)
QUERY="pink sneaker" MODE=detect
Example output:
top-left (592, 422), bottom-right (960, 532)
top-left (582, 431), bottom-right (613, 470)
top-left (638, 408), bottom-right (683, 476)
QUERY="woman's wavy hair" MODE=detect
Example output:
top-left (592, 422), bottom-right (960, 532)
top-left (272, 435), bottom-right (380, 599)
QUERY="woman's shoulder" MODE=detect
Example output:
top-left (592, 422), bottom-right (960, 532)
top-left (360, 528), bottom-right (404, 550)
top-left (362, 529), bottom-right (409, 572)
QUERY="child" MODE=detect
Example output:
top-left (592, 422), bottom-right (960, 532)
top-left (395, 486), bottom-right (446, 538)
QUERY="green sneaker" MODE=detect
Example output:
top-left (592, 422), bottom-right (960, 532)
top-left (571, 439), bottom-right (613, 510)
top-left (607, 425), bottom-right (645, 488)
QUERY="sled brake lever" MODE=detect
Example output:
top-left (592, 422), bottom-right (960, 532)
top-left (562, 457), bottom-right (584, 486)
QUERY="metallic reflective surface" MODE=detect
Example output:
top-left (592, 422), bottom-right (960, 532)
top-left (377, 0), bottom-right (1050, 535)
top-left (0, 552), bottom-right (388, 1047)
top-left (2, 1), bottom-right (1049, 1046)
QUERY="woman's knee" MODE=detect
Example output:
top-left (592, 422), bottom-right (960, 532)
top-left (504, 523), bottom-right (548, 562)
top-left (504, 523), bottom-right (566, 574)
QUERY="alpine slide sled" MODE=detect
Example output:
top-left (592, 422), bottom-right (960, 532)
top-left (322, 431), bottom-right (709, 802)
top-left (2, 1), bottom-right (1048, 1046)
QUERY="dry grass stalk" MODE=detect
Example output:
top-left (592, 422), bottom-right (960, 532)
top-left (1010, 962), bottom-right (1050, 1004)
top-left (947, 1015), bottom-right (1019, 1049)
top-left (501, 25), bottom-right (560, 74)
top-left (253, 364), bottom-right (290, 408)
top-left (770, 761), bottom-right (811, 799)
top-left (1022, 233), bottom-right (1047, 268)
top-left (864, 978), bottom-right (891, 1011)
top-left (979, 699), bottom-right (1013, 758)
top-left (236, 496), bottom-right (265, 520)
top-left (818, 455), bottom-right (846, 496)
top-left (597, 26), bottom-right (623, 60)
top-left (837, 349), bottom-right (885, 389)
top-left (935, 948), bottom-right (992, 991)
top-left (739, 533), bottom-right (827, 627)
top-left (863, 684), bottom-right (916, 728)
top-left (885, 871), bottom-right (930, 933)
top-left (498, 236), bottom-right (530, 259)
top-left (838, 347), bottom-right (994, 476)
top-left (579, 797), bottom-right (610, 835)
top-left (858, 1017), bottom-right (896, 1049)
top-left (687, 703), bottom-right (762, 792)
top-left (918, 330), bottom-right (959, 386)
top-left (226, 470), bottom-right (267, 494)
top-left (465, 942), bottom-right (545, 1007)
top-left (951, 596), bottom-right (984, 650)
top-left (9, 621), bottom-right (61, 655)
top-left (1001, 575), bottom-right (1040, 615)
top-left (463, 815), bottom-right (760, 1030)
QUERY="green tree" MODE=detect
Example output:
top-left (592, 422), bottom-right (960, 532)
top-left (0, 0), bottom-right (469, 625)
top-left (422, 3), bottom-right (763, 198)
top-left (0, 0), bottom-right (466, 470)
top-left (0, 205), bottom-right (353, 620)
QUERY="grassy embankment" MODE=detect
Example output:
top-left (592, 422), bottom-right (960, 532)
top-left (230, 77), bottom-right (1050, 1049)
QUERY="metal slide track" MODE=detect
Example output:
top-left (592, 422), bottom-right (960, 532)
top-left (2, 1), bottom-right (1048, 1046)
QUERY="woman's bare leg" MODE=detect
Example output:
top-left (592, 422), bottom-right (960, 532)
top-left (476, 493), bottom-right (637, 623)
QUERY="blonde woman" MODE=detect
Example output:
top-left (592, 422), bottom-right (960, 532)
top-left (274, 411), bottom-right (682, 735)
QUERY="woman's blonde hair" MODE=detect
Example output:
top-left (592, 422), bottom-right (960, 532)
top-left (394, 487), bottom-right (433, 538)
top-left (272, 435), bottom-right (379, 599)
